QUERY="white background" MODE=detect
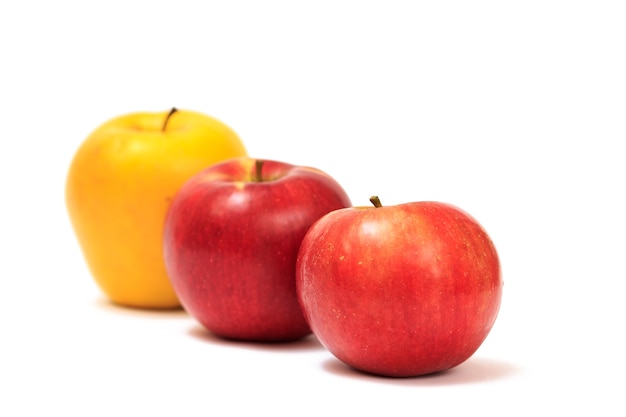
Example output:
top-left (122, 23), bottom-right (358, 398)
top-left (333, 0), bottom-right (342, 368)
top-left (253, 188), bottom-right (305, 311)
top-left (2, 1), bottom-right (625, 415)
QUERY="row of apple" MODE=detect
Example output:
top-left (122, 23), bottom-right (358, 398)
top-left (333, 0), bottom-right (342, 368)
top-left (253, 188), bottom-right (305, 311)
top-left (66, 108), bottom-right (502, 377)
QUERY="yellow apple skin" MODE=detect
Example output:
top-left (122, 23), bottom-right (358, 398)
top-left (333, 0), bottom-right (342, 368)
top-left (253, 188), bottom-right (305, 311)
top-left (66, 108), bottom-right (247, 309)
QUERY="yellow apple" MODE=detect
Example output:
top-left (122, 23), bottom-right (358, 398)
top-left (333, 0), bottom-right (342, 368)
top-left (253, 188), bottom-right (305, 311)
top-left (66, 108), bottom-right (247, 309)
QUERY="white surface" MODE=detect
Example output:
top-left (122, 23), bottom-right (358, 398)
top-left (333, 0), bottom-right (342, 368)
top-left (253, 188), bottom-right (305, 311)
top-left (2, 1), bottom-right (625, 416)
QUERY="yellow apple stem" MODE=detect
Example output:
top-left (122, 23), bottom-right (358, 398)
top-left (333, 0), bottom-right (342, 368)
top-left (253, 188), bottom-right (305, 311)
top-left (162, 107), bottom-right (178, 131)
top-left (370, 196), bottom-right (383, 208)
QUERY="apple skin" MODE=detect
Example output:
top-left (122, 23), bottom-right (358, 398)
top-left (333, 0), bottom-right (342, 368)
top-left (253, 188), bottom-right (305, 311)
top-left (296, 198), bottom-right (502, 377)
top-left (66, 108), bottom-right (247, 309)
top-left (163, 157), bottom-right (352, 342)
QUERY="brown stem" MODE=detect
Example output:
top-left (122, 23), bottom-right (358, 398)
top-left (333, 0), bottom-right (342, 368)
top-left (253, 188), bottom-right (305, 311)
top-left (162, 107), bottom-right (178, 131)
top-left (254, 159), bottom-right (264, 182)
top-left (370, 196), bottom-right (383, 208)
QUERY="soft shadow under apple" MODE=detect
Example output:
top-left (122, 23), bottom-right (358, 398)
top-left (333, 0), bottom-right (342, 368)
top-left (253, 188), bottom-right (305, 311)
top-left (94, 297), bottom-right (188, 319)
top-left (322, 356), bottom-right (521, 386)
top-left (187, 324), bottom-right (325, 353)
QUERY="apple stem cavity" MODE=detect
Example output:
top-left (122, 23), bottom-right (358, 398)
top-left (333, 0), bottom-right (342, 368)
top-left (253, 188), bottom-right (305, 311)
top-left (370, 196), bottom-right (383, 208)
top-left (162, 107), bottom-right (178, 132)
top-left (254, 159), bottom-right (264, 182)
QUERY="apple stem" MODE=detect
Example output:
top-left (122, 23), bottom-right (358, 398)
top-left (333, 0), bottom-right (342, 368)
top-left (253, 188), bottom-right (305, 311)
top-left (162, 107), bottom-right (178, 132)
top-left (255, 159), bottom-right (264, 182)
top-left (370, 196), bottom-right (383, 208)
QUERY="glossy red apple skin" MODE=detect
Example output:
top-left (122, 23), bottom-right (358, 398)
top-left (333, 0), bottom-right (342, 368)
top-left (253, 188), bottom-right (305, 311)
top-left (163, 157), bottom-right (352, 342)
top-left (296, 199), bottom-right (502, 377)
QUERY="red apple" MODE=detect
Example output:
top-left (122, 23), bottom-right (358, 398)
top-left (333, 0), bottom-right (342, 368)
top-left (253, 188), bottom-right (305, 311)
top-left (163, 157), bottom-right (352, 342)
top-left (296, 196), bottom-right (502, 377)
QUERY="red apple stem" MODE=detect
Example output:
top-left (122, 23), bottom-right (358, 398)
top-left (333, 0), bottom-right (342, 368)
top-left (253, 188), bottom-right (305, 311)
top-left (162, 107), bottom-right (178, 132)
top-left (370, 196), bottom-right (383, 208)
top-left (255, 159), bottom-right (264, 182)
